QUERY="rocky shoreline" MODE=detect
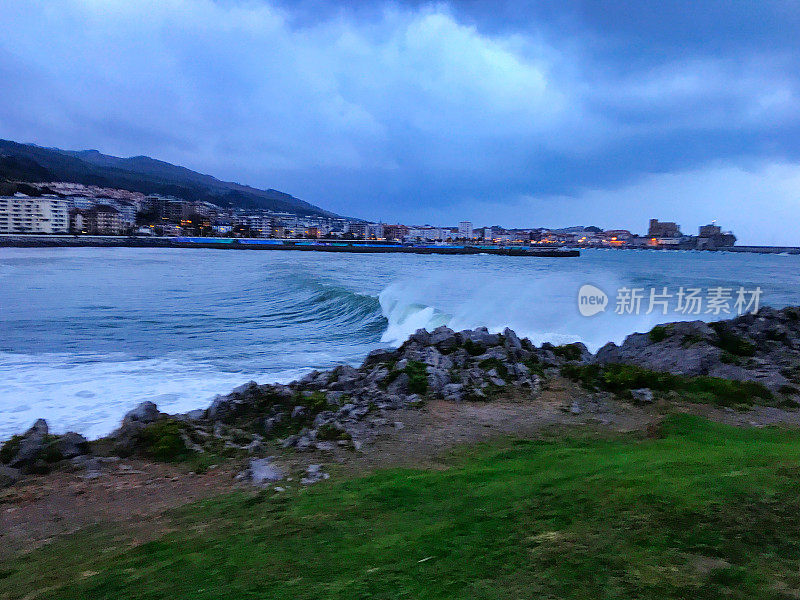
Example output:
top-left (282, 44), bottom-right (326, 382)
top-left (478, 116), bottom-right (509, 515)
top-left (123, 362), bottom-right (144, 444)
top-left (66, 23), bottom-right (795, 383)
top-left (3, 306), bottom-right (800, 490)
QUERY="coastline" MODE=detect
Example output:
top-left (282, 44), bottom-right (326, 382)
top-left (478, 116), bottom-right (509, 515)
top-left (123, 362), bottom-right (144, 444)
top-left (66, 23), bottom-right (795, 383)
top-left (3, 234), bottom-right (799, 255)
top-left (3, 305), bottom-right (799, 484)
top-left (0, 234), bottom-right (580, 257)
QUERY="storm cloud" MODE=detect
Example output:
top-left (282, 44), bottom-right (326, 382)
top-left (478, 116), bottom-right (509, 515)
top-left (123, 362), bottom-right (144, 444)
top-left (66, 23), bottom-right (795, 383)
top-left (0, 0), bottom-right (798, 243)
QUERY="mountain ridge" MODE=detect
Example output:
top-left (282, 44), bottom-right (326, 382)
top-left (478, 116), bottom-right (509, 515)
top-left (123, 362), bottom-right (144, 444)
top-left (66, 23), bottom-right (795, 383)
top-left (0, 140), bottom-right (337, 217)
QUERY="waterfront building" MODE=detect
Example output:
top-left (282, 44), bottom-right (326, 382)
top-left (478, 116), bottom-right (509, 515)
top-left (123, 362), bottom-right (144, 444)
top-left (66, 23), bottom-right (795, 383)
top-left (383, 224), bottom-right (409, 241)
top-left (70, 204), bottom-right (126, 235)
top-left (648, 219), bottom-right (682, 238)
top-left (697, 222), bottom-right (736, 249)
top-left (0, 195), bottom-right (69, 234)
top-left (458, 221), bottom-right (473, 238)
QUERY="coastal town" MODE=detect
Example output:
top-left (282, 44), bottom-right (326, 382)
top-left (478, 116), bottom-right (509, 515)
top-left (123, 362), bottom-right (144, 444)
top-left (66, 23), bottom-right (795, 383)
top-left (0, 181), bottom-right (737, 250)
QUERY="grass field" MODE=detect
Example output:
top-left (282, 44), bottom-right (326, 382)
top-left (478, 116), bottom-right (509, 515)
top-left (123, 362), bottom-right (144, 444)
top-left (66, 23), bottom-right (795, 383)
top-left (3, 414), bottom-right (800, 599)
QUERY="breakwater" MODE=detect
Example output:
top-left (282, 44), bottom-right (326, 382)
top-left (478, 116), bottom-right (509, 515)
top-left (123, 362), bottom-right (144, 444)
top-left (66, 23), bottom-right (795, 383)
top-left (0, 235), bottom-right (580, 257)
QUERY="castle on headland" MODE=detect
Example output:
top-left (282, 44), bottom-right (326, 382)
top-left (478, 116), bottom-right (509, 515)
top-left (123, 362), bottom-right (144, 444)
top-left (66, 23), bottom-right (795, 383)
top-left (645, 218), bottom-right (736, 250)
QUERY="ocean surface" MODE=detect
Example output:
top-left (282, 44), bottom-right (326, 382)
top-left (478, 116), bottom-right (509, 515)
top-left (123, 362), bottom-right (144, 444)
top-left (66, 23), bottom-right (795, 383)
top-left (1, 247), bottom-right (799, 439)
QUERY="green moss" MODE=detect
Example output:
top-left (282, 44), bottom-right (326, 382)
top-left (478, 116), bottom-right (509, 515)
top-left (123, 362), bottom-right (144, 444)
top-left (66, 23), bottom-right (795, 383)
top-left (316, 424), bottom-right (352, 442)
top-left (302, 391), bottom-right (329, 415)
top-left (380, 361), bottom-right (428, 394)
top-left (680, 334), bottom-right (704, 348)
top-left (41, 435), bottom-right (64, 463)
top-left (478, 358), bottom-right (509, 381)
top-left (138, 420), bottom-right (191, 462)
top-left (462, 339), bottom-right (485, 356)
top-left (561, 363), bottom-right (774, 407)
top-left (523, 356), bottom-right (546, 377)
top-left (405, 360), bottom-right (429, 395)
top-left (0, 434), bottom-right (22, 464)
top-left (720, 351), bottom-right (743, 365)
top-left (552, 343), bottom-right (583, 361)
top-left (648, 325), bottom-right (671, 343)
top-left (710, 323), bottom-right (756, 357)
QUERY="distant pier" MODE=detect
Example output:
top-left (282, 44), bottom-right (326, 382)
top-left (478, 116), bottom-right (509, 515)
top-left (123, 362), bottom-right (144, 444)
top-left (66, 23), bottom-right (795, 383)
top-left (0, 235), bottom-right (580, 257)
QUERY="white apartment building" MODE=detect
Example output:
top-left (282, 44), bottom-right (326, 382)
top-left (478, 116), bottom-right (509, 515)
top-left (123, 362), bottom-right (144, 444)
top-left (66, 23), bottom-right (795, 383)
top-left (458, 221), bottom-right (473, 238)
top-left (0, 196), bottom-right (69, 234)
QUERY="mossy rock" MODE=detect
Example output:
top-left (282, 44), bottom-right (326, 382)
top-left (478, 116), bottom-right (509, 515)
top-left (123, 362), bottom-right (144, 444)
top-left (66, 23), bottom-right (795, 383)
top-left (478, 358), bottom-right (509, 381)
top-left (648, 325), bottom-right (671, 343)
top-left (561, 362), bottom-right (774, 408)
top-left (316, 423), bottom-right (351, 442)
top-left (552, 343), bottom-right (584, 361)
top-left (138, 419), bottom-right (191, 462)
top-left (0, 435), bottom-right (23, 464)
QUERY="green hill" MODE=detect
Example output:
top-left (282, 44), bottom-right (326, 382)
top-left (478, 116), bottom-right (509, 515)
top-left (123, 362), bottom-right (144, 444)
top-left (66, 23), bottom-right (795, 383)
top-left (0, 140), bottom-right (337, 217)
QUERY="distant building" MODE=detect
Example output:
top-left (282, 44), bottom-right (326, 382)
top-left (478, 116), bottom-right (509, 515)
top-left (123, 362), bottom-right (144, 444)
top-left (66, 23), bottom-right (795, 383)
top-left (70, 204), bottom-right (126, 235)
top-left (600, 229), bottom-right (633, 246)
top-left (383, 224), bottom-right (409, 241)
top-left (699, 223), bottom-right (722, 237)
top-left (0, 196), bottom-right (69, 234)
top-left (365, 223), bottom-right (384, 239)
top-left (697, 222), bottom-right (736, 249)
top-left (347, 222), bottom-right (367, 238)
top-left (458, 221), bottom-right (473, 238)
top-left (648, 219), bottom-right (682, 238)
top-left (245, 215), bottom-right (273, 237)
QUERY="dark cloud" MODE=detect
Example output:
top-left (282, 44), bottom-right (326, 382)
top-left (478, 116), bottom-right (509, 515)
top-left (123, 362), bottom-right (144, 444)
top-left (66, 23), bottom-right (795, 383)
top-left (0, 0), bottom-right (798, 243)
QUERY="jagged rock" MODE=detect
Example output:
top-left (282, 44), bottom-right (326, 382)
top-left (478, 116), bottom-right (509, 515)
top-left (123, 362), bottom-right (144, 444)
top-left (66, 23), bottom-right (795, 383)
top-left (123, 401), bottom-right (160, 425)
top-left (53, 432), bottom-right (89, 459)
top-left (426, 366), bottom-right (451, 394)
top-left (430, 326), bottom-right (458, 351)
top-left (442, 383), bottom-right (465, 402)
top-left (408, 328), bottom-right (432, 346)
top-left (364, 347), bottom-right (400, 366)
top-left (281, 434), bottom-right (299, 448)
top-left (631, 388), bottom-right (655, 404)
top-left (183, 409), bottom-right (206, 421)
top-left (291, 406), bottom-right (307, 420)
top-left (0, 465), bottom-right (20, 488)
top-left (503, 328), bottom-right (523, 352)
top-left (6, 419), bottom-right (49, 469)
top-left (295, 435), bottom-right (313, 451)
top-left (460, 327), bottom-right (500, 347)
top-left (387, 373), bottom-right (410, 396)
top-left (301, 464), bottom-right (330, 485)
top-left (242, 457), bottom-right (284, 486)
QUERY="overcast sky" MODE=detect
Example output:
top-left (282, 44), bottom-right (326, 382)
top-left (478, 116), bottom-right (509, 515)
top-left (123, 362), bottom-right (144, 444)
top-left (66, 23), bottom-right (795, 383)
top-left (1, 0), bottom-right (799, 244)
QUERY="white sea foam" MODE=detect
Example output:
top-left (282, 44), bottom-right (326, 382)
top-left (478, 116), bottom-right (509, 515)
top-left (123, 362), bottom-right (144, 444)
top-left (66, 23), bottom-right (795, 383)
top-left (378, 270), bottom-right (694, 352)
top-left (0, 352), bottom-right (309, 440)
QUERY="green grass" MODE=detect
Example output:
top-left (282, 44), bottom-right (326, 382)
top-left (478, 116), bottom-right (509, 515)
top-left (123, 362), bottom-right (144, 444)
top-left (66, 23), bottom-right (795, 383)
top-left (5, 415), bottom-right (800, 599)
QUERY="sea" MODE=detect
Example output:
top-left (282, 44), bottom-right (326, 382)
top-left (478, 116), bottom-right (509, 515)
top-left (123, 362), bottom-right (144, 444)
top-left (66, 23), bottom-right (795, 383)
top-left (1, 246), bottom-right (799, 440)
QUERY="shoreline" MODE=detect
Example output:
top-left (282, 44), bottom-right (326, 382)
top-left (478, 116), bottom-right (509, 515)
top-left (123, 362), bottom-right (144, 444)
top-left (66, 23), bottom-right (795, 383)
top-left (2, 235), bottom-right (799, 255)
top-left (3, 305), bottom-right (799, 482)
top-left (0, 235), bottom-right (580, 257)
